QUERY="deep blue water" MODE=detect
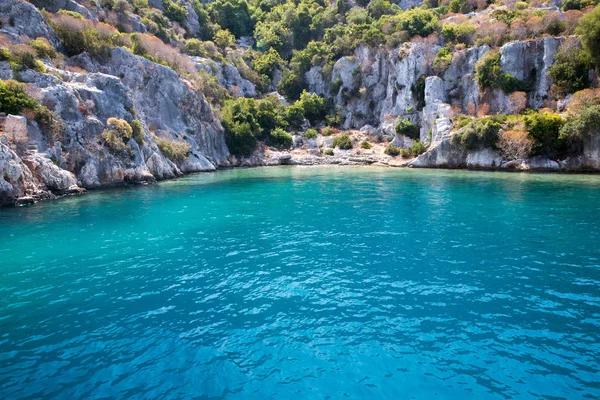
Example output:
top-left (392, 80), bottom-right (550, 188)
top-left (1, 166), bottom-right (600, 399)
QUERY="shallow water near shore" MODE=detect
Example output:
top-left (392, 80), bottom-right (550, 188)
top-left (1, 166), bottom-right (600, 399)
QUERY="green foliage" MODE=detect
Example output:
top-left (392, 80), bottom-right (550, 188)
top-left (546, 19), bottom-right (566, 36)
top-left (525, 112), bottom-right (565, 154)
top-left (385, 144), bottom-right (401, 156)
top-left (213, 29), bottom-right (235, 49)
top-left (101, 117), bottom-right (133, 154)
top-left (295, 91), bottom-right (326, 124)
top-left (434, 45), bottom-right (453, 74)
top-left (332, 133), bottom-right (352, 149)
top-left (347, 7), bottom-right (370, 25)
top-left (323, 148), bottom-right (334, 155)
top-left (476, 51), bottom-right (528, 93)
top-left (395, 117), bottom-right (420, 140)
top-left (156, 137), bottom-right (191, 161)
top-left (451, 118), bottom-right (501, 151)
top-left (410, 140), bottom-right (427, 157)
top-left (252, 48), bottom-right (284, 79)
top-left (560, 103), bottom-right (600, 151)
top-left (48, 13), bottom-right (117, 58)
top-left (360, 140), bottom-right (372, 149)
top-left (0, 80), bottom-right (59, 140)
top-left (208, 0), bottom-right (254, 38)
top-left (382, 8), bottom-right (440, 39)
top-left (161, 0), bottom-right (189, 24)
top-left (441, 23), bottom-right (475, 44)
top-left (132, 0), bottom-right (149, 9)
top-left (548, 46), bottom-right (592, 96)
top-left (221, 96), bottom-right (290, 155)
top-left (0, 80), bottom-right (39, 114)
top-left (130, 119), bottom-right (144, 145)
top-left (367, 0), bottom-right (398, 19)
top-left (269, 127), bottom-right (293, 148)
top-left (449, 0), bottom-right (473, 14)
top-left (577, 5), bottom-right (600, 64)
top-left (29, 38), bottom-right (58, 60)
top-left (304, 128), bottom-right (318, 139)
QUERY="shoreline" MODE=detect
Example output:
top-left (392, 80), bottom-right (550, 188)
top-left (5, 160), bottom-right (600, 209)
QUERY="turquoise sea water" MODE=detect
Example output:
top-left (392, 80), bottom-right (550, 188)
top-left (1, 166), bottom-right (600, 399)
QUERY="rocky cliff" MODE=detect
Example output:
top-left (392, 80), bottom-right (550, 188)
top-left (0, 0), bottom-right (229, 206)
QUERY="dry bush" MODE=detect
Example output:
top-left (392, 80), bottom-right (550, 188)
top-left (3, 117), bottom-right (29, 145)
top-left (132, 33), bottom-right (196, 76)
top-left (567, 88), bottom-right (600, 113)
top-left (65, 65), bottom-right (88, 74)
top-left (155, 136), bottom-right (190, 161)
top-left (509, 91), bottom-right (528, 114)
top-left (467, 102), bottom-right (476, 116)
top-left (477, 21), bottom-right (508, 46)
top-left (497, 130), bottom-right (533, 160)
top-left (564, 10), bottom-right (583, 34)
top-left (477, 102), bottom-right (491, 117)
top-left (510, 19), bottom-right (529, 40)
top-left (47, 12), bottom-right (118, 57)
top-left (525, 16), bottom-right (545, 38)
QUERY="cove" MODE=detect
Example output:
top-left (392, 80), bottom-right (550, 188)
top-left (1, 166), bottom-right (599, 399)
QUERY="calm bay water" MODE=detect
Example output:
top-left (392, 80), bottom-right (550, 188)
top-left (1, 166), bottom-right (600, 399)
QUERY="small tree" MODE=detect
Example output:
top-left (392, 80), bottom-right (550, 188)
top-left (497, 130), bottom-right (534, 160)
top-left (213, 29), bottom-right (236, 49)
top-left (395, 117), bottom-right (420, 139)
top-left (524, 112), bottom-right (564, 155)
top-left (577, 5), bottom-right (600, 64)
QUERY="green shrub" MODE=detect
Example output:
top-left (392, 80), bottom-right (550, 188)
top-left (304, 128), bottom-right (318, 139)
top-left (207, 0), bottom-right (254, 38)
top-left (252, 48), bottom-right (283, 79)
top-left (29, 38), bottom-right (58, 60)
top-left (101, 118), bottom-right (133, 154)
top-left (323, 148), bottom-right (334, 155)
top-left (130, 119), bottom-right (144, 145)
top-left (269, 127), bottom-right (293, 149)
top-left (560, 103), bottom-right (600, 151)
top-left (332, 133), bottom-right (352, 149)
top-left (399, 148), bottom-right (411, 158)
top-left (48, 12), bottom-right (117, 58)
top-left (434, 46), bottom-right (453, 74)
top-left (321, 126), bottom-right (335, 136)
top-left (295, 90), bottom-right (326, 124)
top-left (360, 140), bottom-right (372, 149)
top-left (156, 137), bottom-right (191, 161)
top-left (0, 80), bottom-right (59, 139)
top-left (221, 96), bottom-right (291, 155)
top-left (385, 144), bottom-right (401, 156)
top-left (161, 0), bottom-right (189, 24)
top-left (395, 117), bottom-right (420, 140)
top-left (213, 29), bottom-right (235, 49)
top-left (548, 46), bottom-right (592, 96)
top-left (577, 5), bottom-right (600, 64)
top-left (546, 19), bottom-right (566, 36)
top-left (382, 8), bottom-right (440, 39)
top-left (410, 140), bottom-right (427, 157)
top-left (475, 51), bottom-right (528, 93)
top-left (525, 112), bottom-right (565, 154)
top-left (441, 23), bottom-right (475, 44)
top-left (449, 0), bottom-right (473, 13)
top-left (451, 118), bottom-right (501, 151)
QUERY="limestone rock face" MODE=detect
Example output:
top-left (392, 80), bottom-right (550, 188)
top-left (0, 3), bottom-right (230, 205)
top-left (0, 0), bottom-right (60, 46)
top-left (500, 37), bottom-right (562, 109)
top-left (193, 57), bottom-right (257, 97)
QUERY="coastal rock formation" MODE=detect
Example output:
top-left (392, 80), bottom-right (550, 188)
top-left (0, 1), bottom-right (229, 205)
